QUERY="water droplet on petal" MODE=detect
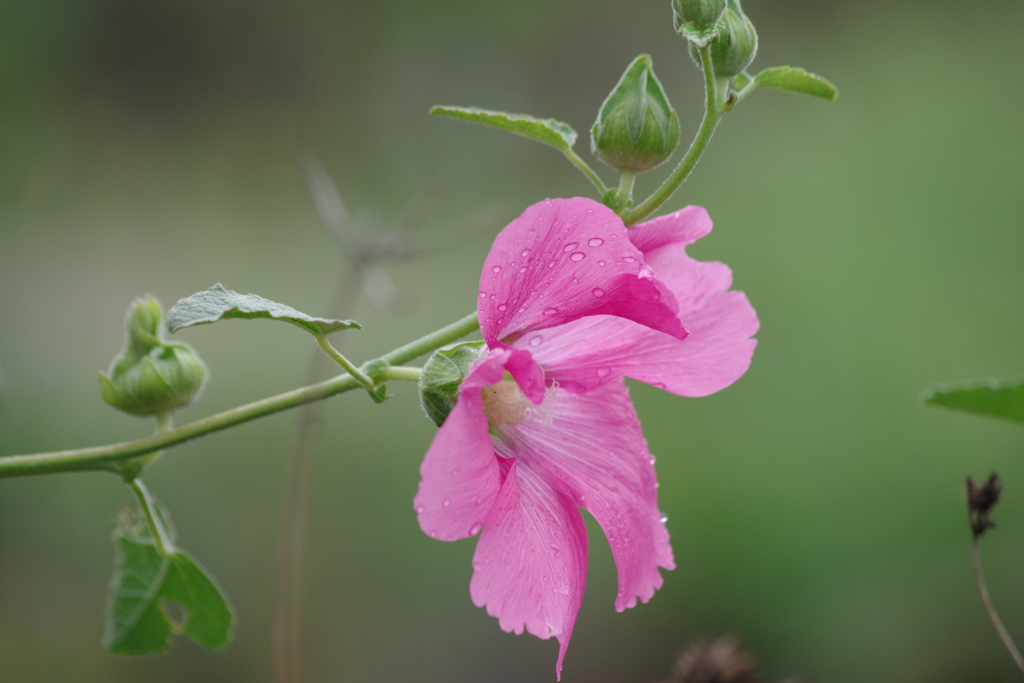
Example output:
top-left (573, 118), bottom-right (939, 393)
top-left (563, 242), bottom-right (578, 253)
top-left (529, 335), bottom-right (543, 347)
top-left (543, 307), bottom-right (558, 316)
top-left (660, 513), bottom-right (669, 523)
top-left (649, 453), bottom-right (657, 463)
top-left (442, 499), bottom-right (451, 507)
top-left (570, 252), bottom-right (585, 262)
top-left (588, 238), bottom-right (604, 247)
top-left (519, 266), bottom-right (527, 274)
top-left (592, 287), bottom-right (605, 297)
top-left (596, 367), bottom-right (611, 377)
top-left (415, 505), bottom-right (425, 514)
top-left (470, 523), bottom-right (483, 536)
top-left (622, 255), bottom-right (636, 263)
top-left (479, 291), bottom-right (487, 298)
top-left (548, 260), bottom-right (557, 268)
top-left (492, 265), bottom-right (502, 273)
top-left (653, 382), bottom-right (667, 390)
top-left (498, 303), bottom-right (508, 312)
top-left (597, 260), bottom-right (605, 266)
top-left (521, 249), bottom-right (531, 258)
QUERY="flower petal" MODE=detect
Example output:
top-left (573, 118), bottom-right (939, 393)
top-left (478, 197), bottom-right (685, 347)
top-left (470, 459), bottom-right (587, 680)
top-left (499, 379), bottom-right (674, 613)
top-left (526, 205), bottom-right (758, 396)
top-left (413, 350), bottom-right (510, 541)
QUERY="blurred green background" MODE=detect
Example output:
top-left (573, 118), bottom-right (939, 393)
top-left (2, 0), bottom-right (1024, 681)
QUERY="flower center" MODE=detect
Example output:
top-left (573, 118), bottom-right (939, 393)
top-left (481, 379), bottom-right (534, 428)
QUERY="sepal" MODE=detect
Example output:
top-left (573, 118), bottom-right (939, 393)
top-left (419, 341), bottom-right (488, 427)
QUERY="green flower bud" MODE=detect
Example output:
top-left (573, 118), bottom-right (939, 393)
top-left (418, 341), bottom-right (487, 427)
top-left (591, 55), bottom-right (681, 174)
top-left (691, 0), bottom-right (758, 79)
top-left (100, 296), bottom-right (207, 417)
top-left (672, 0), bottom-right (726, 30)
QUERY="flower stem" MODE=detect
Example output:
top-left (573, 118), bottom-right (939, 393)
top-left (563, 147), bottom-right (610, 196)
top-left (0, 312), bottom-right (479, 478)
top-left (128, 478), bottom-right (176, 557)
top-left (616, 171), bottom-right (636, 205)
top-left (621, 44), bottom-right (724, 226)
top-left (972, 536), bottom-right (1024, 674)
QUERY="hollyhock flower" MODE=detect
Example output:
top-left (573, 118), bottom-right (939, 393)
top-left (414, 197), bottom-right (758, 678)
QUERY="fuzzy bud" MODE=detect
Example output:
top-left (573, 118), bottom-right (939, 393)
top-left (100, 296), bottom-right (207, 417)
top-left (690, 0), bottom-right (758, 79)
top-left (672, 0), bottom-right (726, 30)
top-left (591, 55), bottom-right (681, 174)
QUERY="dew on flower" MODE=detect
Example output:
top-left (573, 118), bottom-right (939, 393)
top-left (498, 304), bottom-right (507, 312)
top-left (519, 266), bottom-right (527, 274)
top-left (570, 252), bottom-right (585, 262)
top-left (596, 367), bottom-right (611, 377)
top-left (479, 291), bottom-right (487, 298)
top-left (592, 288), bottom-right (605, 297)
top-left (543, 307), bottom-right (557, 315)
top-left (622, 255), bottom-right (636, 263)
top-left (597, 260), bottom-right (605, 266)
top-left (416, 505), bottom-right (425, 514)
top-left (563, 242), bottom-right (578, 252)
top-left (492, 265), bottom-right (502, 273)
top-left (443, 499), bottom-right (451, 507)
top-left (588, 238), bottom-right (604, 247)
top-left (660, 513), bottom-right (669, 523)
top-left (470, 523), bottom-right (483, 536)
top-left (521, 249), bottom-right (531, 257)
top-left (548, 260), bottom-right (557, 268)
top-left (529, 335), bottom-right (543, 347)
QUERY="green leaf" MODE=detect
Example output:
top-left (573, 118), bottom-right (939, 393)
top-left (429, 106), bottom-right (577, 153)
top-left (924, 377), bottom-right (1024, 425)
top-left (418, 341), bottom-right (487, 427)
top-left (104, 510), bottom-right (234, 654)
top-left (166, 283), bottom-right (360, 337)
top-left (751, 66), bottom-right (838, 101)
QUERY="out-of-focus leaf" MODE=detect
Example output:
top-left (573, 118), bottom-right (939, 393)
top-left (166, 283), bottom-right (360, 337)
top-left (104, 510), bottom-right (234, 654)
top-left (924, 377), bottom-right (1024, 425)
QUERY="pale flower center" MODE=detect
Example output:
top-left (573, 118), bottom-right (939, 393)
top-left (481, 380), bottom-right (534, 428)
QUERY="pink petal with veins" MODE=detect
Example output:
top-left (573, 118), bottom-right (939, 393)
top-left (497, 378), bottom-right (673, 612)
top-left (470, 459), bottom-right (587, 681)
top-left (478, 197), bottom-right (685, 346)
top-left (413, 350), bottom-right (509, 541)
top-left (527, 205), bottom-right (758, 396)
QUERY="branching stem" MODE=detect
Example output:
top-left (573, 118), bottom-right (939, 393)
top-left (0, 312), bottom-right (478, 478)
top-left (621, 44), bottom-right (724, 226)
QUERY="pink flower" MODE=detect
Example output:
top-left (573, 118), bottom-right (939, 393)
top-left (414, 197), bottom-right (758, 678)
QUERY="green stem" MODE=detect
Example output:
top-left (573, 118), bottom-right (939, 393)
top-left (128, 479), bottom-right (176, 557)
top-left (314, 334), bottom-right (377, 394)
top-left (621, 44), bottom-right (724, 226)
top-left (0, 312), bottom-right (479, 478)
top-left (563, 148), bottom-right (609, 196)
top-left (616, 171), bottom-right (636, 205)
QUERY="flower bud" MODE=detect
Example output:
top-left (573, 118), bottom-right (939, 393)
top-left (672, 0), bottom-right (726, 30)
top-left (100, 296), bottom-right (207, 417)
top-left (591, 55), bottom-right (681, 174)
top-left (691, 0), bottom-right (758, 79)
top-left (419, 341), bottom-right (487, 427)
